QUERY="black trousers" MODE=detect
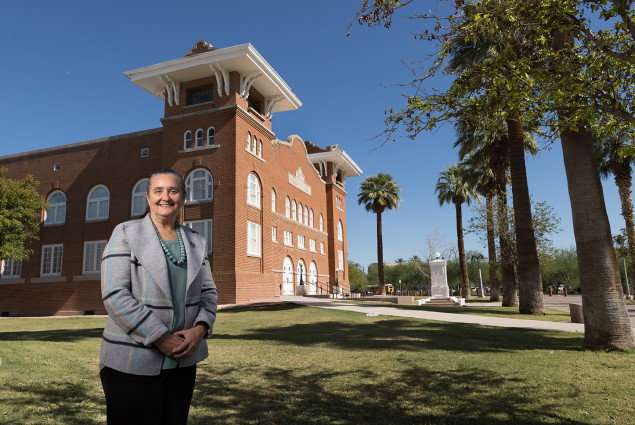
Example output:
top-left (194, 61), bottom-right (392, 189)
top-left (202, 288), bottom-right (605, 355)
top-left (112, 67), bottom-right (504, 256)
top-left (100, 365), bottom-right (197, 425)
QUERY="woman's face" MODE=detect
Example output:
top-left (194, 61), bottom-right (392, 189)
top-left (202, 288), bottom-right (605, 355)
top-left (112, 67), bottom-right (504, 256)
top-left (146, 173), bottom-right (184, 223)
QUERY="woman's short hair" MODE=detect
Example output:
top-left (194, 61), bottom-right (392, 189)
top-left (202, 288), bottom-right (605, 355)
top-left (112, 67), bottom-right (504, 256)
top-left (147, 169), bottom-right (186, 195)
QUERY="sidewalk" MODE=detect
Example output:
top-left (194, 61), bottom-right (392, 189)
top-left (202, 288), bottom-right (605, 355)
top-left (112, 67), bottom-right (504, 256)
top-left (280, 296), bottom-right (588, 333)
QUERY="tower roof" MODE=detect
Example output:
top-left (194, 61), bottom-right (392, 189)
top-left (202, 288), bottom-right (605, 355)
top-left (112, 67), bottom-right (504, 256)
top-left (125, 41), bottom-right (302, 114)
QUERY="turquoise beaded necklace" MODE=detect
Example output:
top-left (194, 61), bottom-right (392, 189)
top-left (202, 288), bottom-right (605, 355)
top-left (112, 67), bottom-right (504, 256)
top-left (150, 218), bottom-right (187, 266)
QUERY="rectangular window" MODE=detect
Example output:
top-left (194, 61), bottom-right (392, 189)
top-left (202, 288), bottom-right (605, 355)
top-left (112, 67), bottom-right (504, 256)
top-left (338, 250), bottom-right (344, 270)
top-left (140, 148), bottom-right (149, 158)
top-left (83, 241), bottom-right (106, 275)
top-left (41, 244), bottom-right (63, 277)
top-left (320, 242), bottom-right (325, 255)
top-left (247, 221), bottom-right (261, 257)
top-left (187, 84), bottom-right (214, 105)
top-left (298, 235), bottom-right (305, 250)
top-left (284, 230), bottom-right (293, 247)
top-left (309, 239), bottom-right (316, 253)
top-left (272, 226), bottom-right (277, 242)
top-left (185, 220), bottom-right (213, 253)
top-left (1, 258), bottom-right (22, 279)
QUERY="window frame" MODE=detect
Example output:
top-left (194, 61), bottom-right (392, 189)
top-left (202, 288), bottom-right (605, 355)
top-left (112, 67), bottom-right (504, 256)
top-left (337, 220), bottom-right (343, 242)
top-left (297, 234), bottom-right (305, 250)
top-left (185, 168), bottom-right (213, 203)
top-left (285, 196), bottom-right (291, 218)
top-left (195, 129), bottom-right (204, 148)
top-left (41, 244), bottom-right (63, 277)
top-left (247, 221), bottom-right (262, 257)
top-left (271, 189), bottom-right (276, 212)
top-left (184, 131), bottom-right (192, 150)
top-left (44, 190), bottom-right (66, 226)
top-left (131, 179), bottom-right (149, 217)
top-left (185, 219), bottom-right (213, 253)
top-left (207, 127), bottom-right (215, 146)
top-left (272, 226), bottom-right (277, 242)
top-left (1, 258), bottom-right (22, 279)
top-left (86, 185), bottom-right (110, 222)
top-left (247, 173), bottom-right (261, 208)
top-left (284, 230), bottom-right (293, 247)
top-left (83, 240), bottom-right (106, 275)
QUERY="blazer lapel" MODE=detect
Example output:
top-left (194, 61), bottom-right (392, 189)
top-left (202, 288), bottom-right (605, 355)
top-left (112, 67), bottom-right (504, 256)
top-left (181, 225), bottom-right (204, 290)
top-left (125, 215), bottom-right (172, 304)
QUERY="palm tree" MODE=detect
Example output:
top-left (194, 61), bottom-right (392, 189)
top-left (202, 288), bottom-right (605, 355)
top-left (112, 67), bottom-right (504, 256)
top-left (395, 258), bottom-right (405, 264)
top-left (435, 163), bottom-right (479, 299)
top-left (454, 117), bottom-right (514, 304)
top-left (506, 117), bottom-right (545, 315)
top-left (357, 173), bottom-right (402, 295)
top-left (553, 30), bottom-right (634, 349)
top-left (462, 154), bottom-right (500, 301)
top-left (595, 129), bottom-right (635, 287)
top-left (450, 38), bottom-right (543, 313)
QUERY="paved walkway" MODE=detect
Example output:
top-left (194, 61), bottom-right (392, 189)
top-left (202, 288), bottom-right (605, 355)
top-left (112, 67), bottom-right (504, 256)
top-left (221, 295), bottom-right (635, 334)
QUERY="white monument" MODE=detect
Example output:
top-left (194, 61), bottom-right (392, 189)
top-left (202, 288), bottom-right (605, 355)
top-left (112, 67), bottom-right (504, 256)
top-left (417, 253), bottom-right (465, 306)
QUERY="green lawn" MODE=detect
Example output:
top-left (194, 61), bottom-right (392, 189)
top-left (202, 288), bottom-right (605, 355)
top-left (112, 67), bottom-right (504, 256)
top-left (0, 304), bottom-right (633, 424)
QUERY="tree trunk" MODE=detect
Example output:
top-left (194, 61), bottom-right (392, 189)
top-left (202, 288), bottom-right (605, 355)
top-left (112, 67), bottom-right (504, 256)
top-left (490, 134), bottom-right (517, 306)
top-left (613, 168), bottom-right (635, 291)
top-left (455, 200), bottom-right (471, 298)
top-left (506, 117), bottom-right (544, 314)
top-left (486, 193), bottom-right (500, 301)
top-left (560, 126), bottom-right (635, 349)
top-left (376, 212), bottom-right (386, 295)
top-left (552, 29), bottom-right (634, 349)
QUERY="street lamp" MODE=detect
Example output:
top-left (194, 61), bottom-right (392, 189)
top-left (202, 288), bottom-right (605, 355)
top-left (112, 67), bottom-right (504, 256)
top-left (471, 253), bottom-right (485, 298)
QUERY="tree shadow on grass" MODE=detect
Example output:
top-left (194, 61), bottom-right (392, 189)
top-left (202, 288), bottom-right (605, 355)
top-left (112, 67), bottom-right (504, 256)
top-left (0, 328), bottom-right (103, 342)
top-left (1, 380), bottom-right (102, 425)
top-left (191, 364), bottom-right (591, 425)
top-left (214, 308), bottom-right (583, 354)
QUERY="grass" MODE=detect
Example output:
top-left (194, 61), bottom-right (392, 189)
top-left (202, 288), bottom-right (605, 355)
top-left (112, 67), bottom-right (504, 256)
top-left (0, 304), bottom-right (633, 424)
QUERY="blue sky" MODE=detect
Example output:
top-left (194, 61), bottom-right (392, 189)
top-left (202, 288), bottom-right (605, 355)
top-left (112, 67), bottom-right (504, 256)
top-left (0, 1), bottom-right (628, 267)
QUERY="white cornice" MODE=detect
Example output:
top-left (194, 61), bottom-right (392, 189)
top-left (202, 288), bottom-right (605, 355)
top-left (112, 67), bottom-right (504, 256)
top-left (125, 43), bottom-right (302, 114)
top-left (307, 150), bottom-right (363, 177)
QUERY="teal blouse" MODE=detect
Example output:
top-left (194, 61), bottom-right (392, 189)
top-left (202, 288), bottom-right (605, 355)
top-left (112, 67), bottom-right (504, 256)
top-left (161, 239), bottom-right (187, 369)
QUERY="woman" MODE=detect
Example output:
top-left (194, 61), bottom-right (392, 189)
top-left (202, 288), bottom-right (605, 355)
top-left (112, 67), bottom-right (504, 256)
top-left (100, 169), bottom-right (217, 425)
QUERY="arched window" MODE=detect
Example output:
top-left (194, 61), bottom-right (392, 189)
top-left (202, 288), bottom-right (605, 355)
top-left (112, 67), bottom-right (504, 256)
top-left (309, 209), bottom-right (314, 228)
top-left (292, 200), bottom-right (297, 221)
top-left (252, 136), bottom-right (257, 153)
top-left (258, 139), bottom-right (262, 157)
top-left (298, 202), bottom-right (303, 223)
top-left (185, 169), bottom-right (213, 202)
top-left (184, 131), bottom-right (192, 150)
top-left (285, 196), bottom-right (291, 218)
top-left (304, 206), bottom-right (309, 225)
top-left (207, 127), bottom-right (215, 146)
top-left (195, 129), bottom-right (204, 148)
top-left (45, 191), bottom-right (66, 225)
top-left (320, 214), bottom-right (324, 232)
top-left (271, 189), bottom-right (276, 212)
top-left (247, 173), bottom-right (261, 208)
top-left (86, 185), bottom-right (110, 221)
top-left (337, 220), bottom-right (343, 241)
top-left (131, 179), bottom-right (149, 216)
top-left (247, 132), bottom-right (252, 150)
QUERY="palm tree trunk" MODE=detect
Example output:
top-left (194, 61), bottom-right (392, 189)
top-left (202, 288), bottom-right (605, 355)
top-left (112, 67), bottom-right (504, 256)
top-left (455, 201), bottom-right (471, 298)
top-left (486, 193), bottom-right (500, 301)
top-left (552, 29), bottom-right (634, 349)
top-left (376, 212), bottom-right (385, 295)
top-left (560, 125), bottom-right (634, 349)
top-left (506, 117), bottom-right (544, 314)
top-left (613, 170), bottom-right (635, 291)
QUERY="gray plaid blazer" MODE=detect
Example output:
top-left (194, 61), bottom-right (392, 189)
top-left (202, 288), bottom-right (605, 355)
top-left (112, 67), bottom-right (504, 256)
top-left (99, 214), bottom-right (218, 376)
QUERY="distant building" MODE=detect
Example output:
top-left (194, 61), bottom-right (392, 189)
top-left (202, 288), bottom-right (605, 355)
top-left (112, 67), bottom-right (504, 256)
top-left (0, 41), bottom-right (362, 316)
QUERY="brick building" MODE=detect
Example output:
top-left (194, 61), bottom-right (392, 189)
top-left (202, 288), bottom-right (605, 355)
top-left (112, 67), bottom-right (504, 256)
top-left (0, 41), bottom-right (362, 316)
